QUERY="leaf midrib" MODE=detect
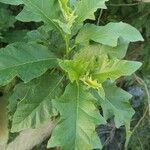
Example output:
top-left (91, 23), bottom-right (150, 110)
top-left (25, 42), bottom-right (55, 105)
top-left (74, 82), bottom-right (80, 149)
top-left (0, 57), bottom-right (56, 71)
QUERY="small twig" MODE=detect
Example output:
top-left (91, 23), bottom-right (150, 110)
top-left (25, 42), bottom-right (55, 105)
top-left (125, 74), bottom-right (149, 149)
top-left (107, 2), bottom-right (142, 7)
top-left (97, 9), bottom-right (103, 25)
top-left (103, 127), bottom-right (115, 146)
top-left (133, 106), bottom-right (148, 134)
top-left (136, 131), bottom-right (144, 150)
top-left (134, 74), bottom-right (150, 115)
top-left (125, 106), bottom-right (148, 149)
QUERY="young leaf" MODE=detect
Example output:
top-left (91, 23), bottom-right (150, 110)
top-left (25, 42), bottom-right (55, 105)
top-left (48, 82), bottom-right (106, 150)
top-left (60, 48), bottom-right (142, 83)
top-left (53, 0), bottom-right (76, 34)
top-left (92, 56), bottom-right (142, 83)
top-left (59, 59), bottom-right (89, 82)
top-left (0, 42), bottom-right (57, 86)
top-left (58, 0), bottom-right (72, 19)
top-left (11, 72), bottom-right (63, 132)
top-left (59, 45), bottom-right (102, 82)
top-left (76, 22), bottom-right (144, 47)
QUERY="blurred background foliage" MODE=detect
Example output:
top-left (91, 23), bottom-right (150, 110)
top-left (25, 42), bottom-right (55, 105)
top-left (95, 0), bottom-right (150, 149)
top-left (0, 0), bottom-right (150, 149)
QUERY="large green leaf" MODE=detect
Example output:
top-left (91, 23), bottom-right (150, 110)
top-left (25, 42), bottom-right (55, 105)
top-left (0, 0), bottom-right (22, 5)
top-left (91, 82), bottom-right (135, 142)
top-left (16, 0), bottom-right (62, 30)
top-left (11, 72), bottom-right (63, 132)
top-left (48, 82), bottom-right (106, 150)
top-left (76, 22), bottom-right (144, 47)
top-left (92, 82), bottom-right (134, 128)
top-left (75, 0), bottom-right (108, 23)
top-left (58, 0), bottom-right (72, 18)
top-left (16, 6), bottom-right (42, 22)
top-left (0, 42), bottom-right (57, 86)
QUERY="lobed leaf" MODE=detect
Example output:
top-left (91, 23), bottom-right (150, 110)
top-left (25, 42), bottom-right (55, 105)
top-left (92, 82), bottom-right (135, 130)
top-left (11, 72), bottom-right (63, 132)
top-left (75, 0), bottom-right (108, 23)
top-left (17, 0), bottom-right (61, 30)
top-left (0, 42), bottom-right (57, 86)
top-left (48, 82), bottom-right (106, 150)
top-left (16, 6), bottom-right (42, 22)
top-left (76, 22), bottom-right (144, 47)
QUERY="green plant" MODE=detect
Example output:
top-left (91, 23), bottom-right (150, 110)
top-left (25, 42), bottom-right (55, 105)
top-left (0, 0), bottom-right (144, 149)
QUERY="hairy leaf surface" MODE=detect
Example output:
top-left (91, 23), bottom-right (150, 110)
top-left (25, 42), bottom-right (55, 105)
top-left (92, 55), bottom-right (142, 83)
top-left (59, 59), bottom-right (89, 82)
top-left (60, 53), bottom-right (142, 83)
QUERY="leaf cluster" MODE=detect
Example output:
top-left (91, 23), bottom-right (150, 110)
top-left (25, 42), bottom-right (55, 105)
top-left (0, 0), bottom-right (144, 149)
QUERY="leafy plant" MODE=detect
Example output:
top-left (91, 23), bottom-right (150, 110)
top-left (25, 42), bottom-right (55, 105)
top-left (0, 0), bottom-right (144, 149)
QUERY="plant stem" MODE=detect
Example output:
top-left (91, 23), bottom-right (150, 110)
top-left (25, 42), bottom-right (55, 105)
top-left (134, 74), bottom-right (150, 115)
top-left (65, 35), bottom-right (70, 55)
